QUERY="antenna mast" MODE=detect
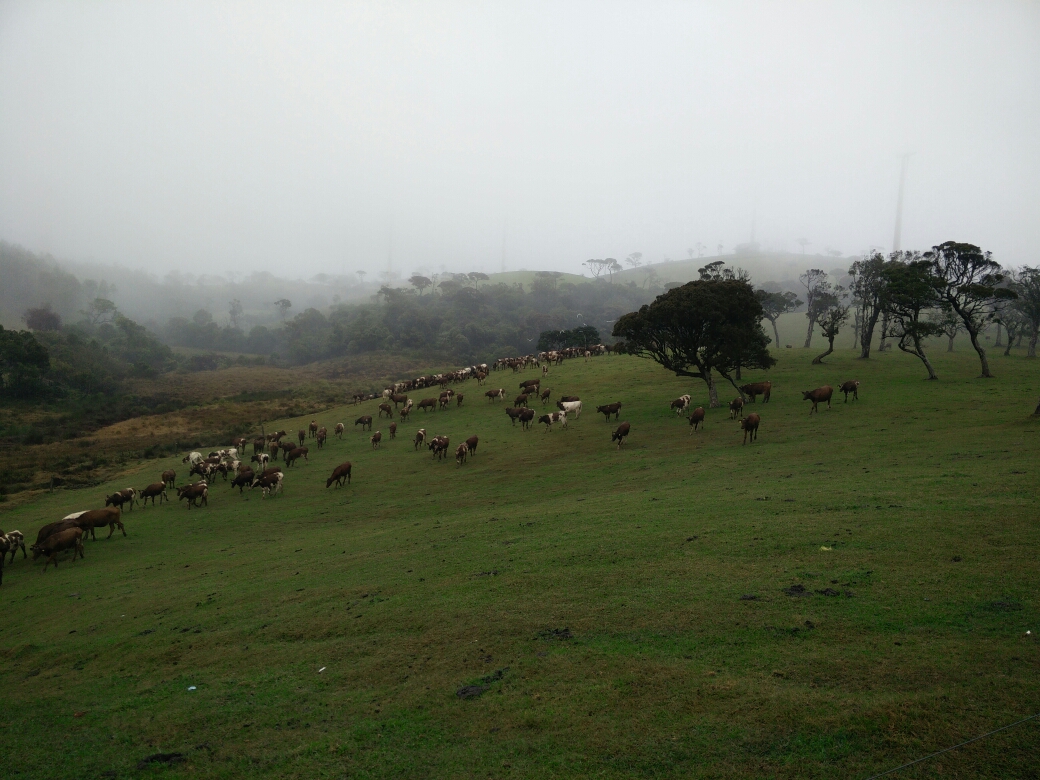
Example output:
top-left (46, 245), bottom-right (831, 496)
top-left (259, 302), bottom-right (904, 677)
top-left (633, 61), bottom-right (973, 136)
top-left (893, 154), bottom-right (910, 252)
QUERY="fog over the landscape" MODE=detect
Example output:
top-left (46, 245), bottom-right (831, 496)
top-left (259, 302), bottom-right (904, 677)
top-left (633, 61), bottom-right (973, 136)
top-left (1, 1), bottom-right (1037, 280)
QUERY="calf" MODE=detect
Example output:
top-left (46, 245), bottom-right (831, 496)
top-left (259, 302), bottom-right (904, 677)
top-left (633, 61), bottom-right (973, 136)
top-left (161, 469), bottom-right (176, 488)
top-left (802, 386), bottom-right (834, 414)
top-left (389, 422), bottom-right (397, 439)
top-left (418, 398), bottom-right (438, 412)
top-left (298, 429), bottom-right (306, 446)
top-left (334, 422), bottom-right (345, 439)
top-left (140, 483), bottom-right (168, 506)
top-left (557, 400), bottom-right (582, 418)
top-left (456, 393), bottom-right (464, 407)
top-left (355, 415), bottom-right (373, 430)
top-left (688, 406), bottom-right (705, 433)
top-left (596, 402), bottom-right (622, 421)
top-left (326, 462), bottom-right (353, 488)
top-left (231, 468), bottom-right (256, 494)
top-left (728, 397), bottom-right (744, 419)
top-left (378, 403), bottom-right (394, 418)
top-left (286, 447), bottom-right (309, 467)
top-left (177, 483), bottom-right (209, 509)
top-left (371, 431), bottom-right (382, 449)
top-left (519, 408), bottom-right (535, 430)
top-left (31, 527), bottom-right (84, 572)
top-left (740, 413), bottom-right (761, 444)
top-left (739, 381), bottom-right (772, 403)
top-left (455, 443), bottom-right (468, 466)
top-left (514, 393), bottom-right (530, 408)
top-left (839, 380), bottom-right (860, 402)
top-left (105, 488), bottom-right (137, 512)
top-left (540, 388), bottom-right (552, 405)
top-left (612, 422), bottom-right (631, 449)
top-left (505, 407), bottom-right (523, 425)
top-left (670, 395), bottom-right (691, 416)
top-left (69, 507), bottom-right (126, 539)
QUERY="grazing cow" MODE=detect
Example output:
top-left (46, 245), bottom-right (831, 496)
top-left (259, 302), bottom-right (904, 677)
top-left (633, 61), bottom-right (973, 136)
top-left (37, 516), bottom-right (81, 547)
top-left (352, 393), bottom-right (364, 405)
top-left (670, 395), bottom-right (692, 416)
top-left (1, 529), bottom-right (26, 563)
top-left (250, 473), bottom-right (283, 498)
top-left (161, 469), bottom-right (176, 488)
top-left (428, 436), bottom-right (450, 460)
top-left (182, 451), bottom-right (203, 466)
top-left (334, 422), bottom-right (345, 439)
top-left (611, 422), bottom-right (631, 449)
top-left (231, 468), bottom-right (255, 494)
top-left (371, 431), bottom-right (382, 448)
top-left (378, 403), bottom-right (394, 418)
top-left (802, 386), bottom-right (834, 414)
top-left (355, 415), bottom-right (373, 431)
top-left (316, 428), bottom-right (327, 448)
top-left (839, 380), bottom-right (860, 402)
top-left (729, 397), bottom-right (744, 419)
top-left (389, 422), bottom-right (397, 439)
top-left (485, 388), bottom-right (505, 402)
top-left (540, 388), bottom-right (552, 405)
top-left (740, 413), bottom-right (761, 444)
top-left (557, 399), bottom-right (582, 418)
top-left (390, 393), bottom-right (409, 408)
top-left (298, 429), bottom-right (306, 446)
top-left (505, 407), bottom-right (523, 425)
top-left (177, 483), bottom-right (209, 509)
top-left (689, 406), bottom-right (705, 433)
top-left (552, 411), bottom-right (568, 429)
top-left (286, 447), bottom-right (309, 466)
top-left (537, 413), bottom-right (554, 432)
top-left (399, 406), bottom-right (411, 421)
top-left (519, 408), bottom-right (535, 430)
top-left (560, 395), bottom-right (580, 403)
top-left (455, 443), bottom-right (468, 467)
top-left (418, 398), bottom-right (438, 413)
top-left (260, 466), bottom-right (283, 480)
top-left (68, 507), bottom-right (126, 539)
top-left (309, 421), bottom-right (319, 438)
top-left (465, 435), bottom-right (479, 455)
top-left (414, 429), bottom-right (428, 450)
top-left (251, 453), bottom-right (270, 469)
top-left (514, 394), bottom-right (530, 408)
top-left (520, 378), bottom-right (540, 391)
top-left (140, 483), bottom-right (168, 507)
top-left (456, 393), bottom-right (464, 407)
top-left (438, 395), bottom-right (451, 411)
top-left (739, 381), bottom-right (772, 403)
top-left (596, 402), bottom-right (622, 421)
top-left (279, 441), bottom-right (296, 461)
top-left (31, 527), bottom-right (84, 572)
top-left (252, 438), bottom-right (265, 455)
top-left (326, 462), bottom-right (352, 488)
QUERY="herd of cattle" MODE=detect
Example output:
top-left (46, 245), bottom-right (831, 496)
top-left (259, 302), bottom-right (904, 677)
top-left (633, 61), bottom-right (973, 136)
top-left (0, 345), bottom-right (861, 585)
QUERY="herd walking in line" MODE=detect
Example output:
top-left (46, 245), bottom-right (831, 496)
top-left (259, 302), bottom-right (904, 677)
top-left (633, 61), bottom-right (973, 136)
top-left (0, 344), bottom-right (862, 586)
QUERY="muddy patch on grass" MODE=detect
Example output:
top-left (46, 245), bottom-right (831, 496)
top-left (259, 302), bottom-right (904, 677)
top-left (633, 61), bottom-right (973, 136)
top-left (536, 628), bottom-right (573, 641)
top-left (137, 752), bottom-right (186, 769)
top-left (782, 584), bottom-right (811, 597)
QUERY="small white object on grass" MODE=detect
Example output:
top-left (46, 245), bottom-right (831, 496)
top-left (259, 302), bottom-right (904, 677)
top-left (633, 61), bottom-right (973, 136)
top-left (318, 667), bottom-right (326, 673)
top-left (188, 686), bottom-right (197, 691)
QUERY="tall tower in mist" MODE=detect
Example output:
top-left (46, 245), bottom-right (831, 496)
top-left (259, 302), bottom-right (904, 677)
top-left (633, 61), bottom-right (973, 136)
top-left (892, 154), bottom-right (911, 253)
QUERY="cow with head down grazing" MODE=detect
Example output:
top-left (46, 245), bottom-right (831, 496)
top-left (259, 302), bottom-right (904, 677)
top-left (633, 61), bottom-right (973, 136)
top-left (670, 395), bottom-right (691, 416)
top-left (839, 380), bottom-right (860, 402)
top-left (688, 407), bottom-right (705, 433)
top-left (611, 422), bottom-right (631, 449)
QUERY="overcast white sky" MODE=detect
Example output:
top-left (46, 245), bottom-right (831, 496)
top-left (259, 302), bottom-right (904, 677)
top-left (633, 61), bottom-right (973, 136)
top-left (1, 1), bottom-right (1037, 279)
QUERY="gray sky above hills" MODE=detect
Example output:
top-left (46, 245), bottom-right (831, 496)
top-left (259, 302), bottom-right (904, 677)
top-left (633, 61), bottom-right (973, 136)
top-left (1, 1), bottom-right (1037, 280)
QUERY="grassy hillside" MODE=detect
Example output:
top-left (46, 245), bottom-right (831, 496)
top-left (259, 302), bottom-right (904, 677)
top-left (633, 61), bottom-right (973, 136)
top-left (486, 269), bottom-right (590, 289)
top-left (1, 349), bottom-right (1038, 778)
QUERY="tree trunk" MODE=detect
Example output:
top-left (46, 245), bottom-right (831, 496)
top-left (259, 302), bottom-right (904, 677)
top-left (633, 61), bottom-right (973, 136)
top-left (804, 317), bottom-right (814, 349)
top-left (812, 335), bottom-right (835, 364)
top-left (1028, 327), bottom-right (1038, 358)
top-left (898, 339), bottom-right (938, 380)
top-left (878, 313), bottom-right (890, 352)
top-left (947, 334), bottom-right (955, 352)
top-left (735, 362), bottom-right (742, 381)
top-left (1003, 331), bottom-right (1014, 356)
top-left (858, 307), bottom-right (881, 359)
top-left (850, 308), bottom-right (861, 349)
top-left (994, 322), bottom-right (1003, 347)
top-left (704, 370), bottom-right (720, 408)
top-left (770, 318), bottom-right (781, 348)
top-left (965, 325), bottom-right (993, 377)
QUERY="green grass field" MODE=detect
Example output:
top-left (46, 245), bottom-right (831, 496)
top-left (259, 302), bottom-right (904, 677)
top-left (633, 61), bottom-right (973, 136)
top-left (1, 347), bottom-right (1038, 779)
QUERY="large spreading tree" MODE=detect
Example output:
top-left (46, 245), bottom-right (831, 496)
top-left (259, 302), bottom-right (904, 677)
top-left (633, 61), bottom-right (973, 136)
top-left (848, 252), bottom-right (888, 358)
top-left (881, 258), bottom-right (943, 379)
top-left (1009, 267), bottom-right (1040, 358)
top-left (755, 289), bottom-right (802, 347)
top-left (799, 269), bottom-right (832, 348)
top-left (612, 279), bottom-right (775, 407)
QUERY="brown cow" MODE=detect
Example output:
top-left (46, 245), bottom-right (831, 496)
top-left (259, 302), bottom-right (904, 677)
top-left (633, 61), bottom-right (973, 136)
top-left (465, 435), bottom-right (479, 455)
top-left (505, 407), bottom-right (522, 426)
top-left (286, 447), bottom-right (309, 466)
top-left (597, 402), bottom-right (622, 421)
top-left (839, 380), bottom-right (860, 402)
top-left (231, 468), bottom-right (256, 494)
top-left (326, 462), bottom-right (352, 488)
top-left (540, 388), bottom-right (551, 405)
top-left (728, 397), bottom-right (744, 419)
top-left (298, 429), bottom-right (306, 446)
top-left (456, 393), bottom-right (464, 407)
top-left (390, 393), bottom-right (409, 408)
top-left (688, 407), bottom-right (705, 433)
top-left (455, 443), bottom-right (468, 466)
top-left (177, 483), bottom-right (209, 509)
top-left (389, 422), bottom-right (397, 439)
top-left (140, 483), bottom-right (168, 506)
top-left (740, 413), bottom-right (761, 444)
top-left (334, 422), bottom-right (345, 439)
top-left (802, 386), bottom-right (834, 414)
top-left (485, 388), bottom-right (505, 402)
top-left (32, 527), bottom-right (84, 572)
top-left (162, 469), bottom-right (176, 488)
top-left (68, 508), bottom-right (126, 540)
top-left (514, 393), bottom-right (530, 408)
top-left (418, 398), bottom-right (438, 412)
top-left (399, 406), bottom-right (411, 421)
top-left (316, 428), bottom-right (327, 448)
top-left (537, 413), bottom-right (554, 432)
top-left (309, 420), bottom-right (319, 438)
top-left (438, 395), bottom-right (451, 411)
top-left (355, 415), bottom-right (373, 430)
top-left (519, 408), bottom-right (535, 430)
top-left (378, 403), bottom-right (394, 418)
top-left (520, 378), bottom-right (540, 391)
top-left (252, 437), bottom-right (266, 455)
top-left (740, 381), bottom-right (772, 403)
top-left (560, 395), bottom-right (580, 403)
top-left (611, 421), bottom-right (631, 449)
top-left (371, 431), bottom-right (382, 449)
top-left (414, 429), bottom-right (427, 450)
top-left (279, 440), bottom-right (295, 461)
top-left (428, 436), bottom-right (450, 460)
